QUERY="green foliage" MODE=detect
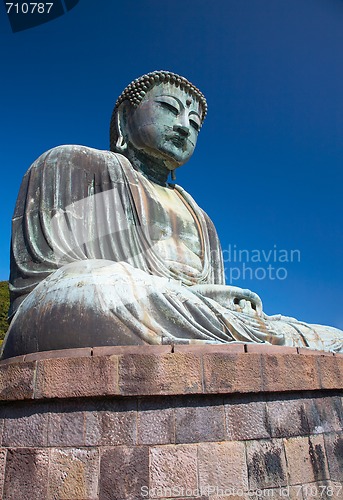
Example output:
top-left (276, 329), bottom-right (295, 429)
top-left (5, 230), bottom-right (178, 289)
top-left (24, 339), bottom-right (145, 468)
top-left (0, 281), bottom-right (10, 344)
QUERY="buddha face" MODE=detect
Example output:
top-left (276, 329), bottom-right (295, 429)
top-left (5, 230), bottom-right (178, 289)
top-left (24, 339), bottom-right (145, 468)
top-left (124, 83), bottom-right (202, 168)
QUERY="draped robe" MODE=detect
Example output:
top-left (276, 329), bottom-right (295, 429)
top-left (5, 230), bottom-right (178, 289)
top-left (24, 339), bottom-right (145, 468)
top-left (2, 145), bottom-right (342, 358)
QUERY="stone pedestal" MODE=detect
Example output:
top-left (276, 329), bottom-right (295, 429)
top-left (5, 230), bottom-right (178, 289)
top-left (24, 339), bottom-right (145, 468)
top-left (0, 344), bottom-right (342, 499)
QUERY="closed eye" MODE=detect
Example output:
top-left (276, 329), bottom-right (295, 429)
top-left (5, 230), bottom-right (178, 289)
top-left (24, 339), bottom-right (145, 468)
top-left (158, 101), bottom-right (179, 115)
top-left (190, 119), bottom-right (200, 132)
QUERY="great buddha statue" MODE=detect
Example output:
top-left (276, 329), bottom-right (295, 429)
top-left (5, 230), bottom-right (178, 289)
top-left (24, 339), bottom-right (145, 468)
top-left (2, 70), bottom-right (342, 359)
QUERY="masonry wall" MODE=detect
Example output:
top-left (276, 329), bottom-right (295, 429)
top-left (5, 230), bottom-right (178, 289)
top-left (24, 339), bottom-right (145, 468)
top-left (0, 344), bottom-right (342, 499)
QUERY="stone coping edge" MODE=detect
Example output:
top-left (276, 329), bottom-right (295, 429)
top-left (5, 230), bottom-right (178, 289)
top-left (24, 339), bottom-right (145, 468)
top-left (0, 343), bottom-right (342, 401)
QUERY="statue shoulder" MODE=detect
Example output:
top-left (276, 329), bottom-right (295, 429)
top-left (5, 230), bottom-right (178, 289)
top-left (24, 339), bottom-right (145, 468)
top-left (27, 145), bottom-right (132, 183)
top-left (30, 144), bottom-right (124, 169)
top-left (13, 146), bottom-right (133, 220)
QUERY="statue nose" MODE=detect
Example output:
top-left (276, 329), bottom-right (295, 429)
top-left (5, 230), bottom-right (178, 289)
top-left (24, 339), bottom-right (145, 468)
top-left (173, 124), bottom-right (190, 137)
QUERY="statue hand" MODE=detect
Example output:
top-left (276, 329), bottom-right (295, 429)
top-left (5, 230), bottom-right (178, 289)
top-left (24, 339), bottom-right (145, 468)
top-left (190, 284), bottom-right (263, 316)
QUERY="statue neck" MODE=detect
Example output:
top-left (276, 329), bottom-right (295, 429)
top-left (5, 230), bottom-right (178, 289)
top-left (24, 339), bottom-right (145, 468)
top-left (125, 146), bottom-right (173, 186)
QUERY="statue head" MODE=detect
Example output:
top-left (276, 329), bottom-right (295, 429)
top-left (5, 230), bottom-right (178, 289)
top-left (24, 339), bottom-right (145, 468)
top-left (110, 71), bottom-right (207, 172)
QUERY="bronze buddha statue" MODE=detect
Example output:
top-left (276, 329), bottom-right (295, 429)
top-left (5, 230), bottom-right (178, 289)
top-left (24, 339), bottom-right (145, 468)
top-left (2, 70), bottom-right (342, 358)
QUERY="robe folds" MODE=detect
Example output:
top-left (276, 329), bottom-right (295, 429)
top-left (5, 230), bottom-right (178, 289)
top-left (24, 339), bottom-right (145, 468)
top-left (2, 145), bottom-right (342, 358)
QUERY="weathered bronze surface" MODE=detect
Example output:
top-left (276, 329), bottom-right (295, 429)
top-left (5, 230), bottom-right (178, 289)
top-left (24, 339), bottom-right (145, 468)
top-left (2, 70), bottom-right (342, 358)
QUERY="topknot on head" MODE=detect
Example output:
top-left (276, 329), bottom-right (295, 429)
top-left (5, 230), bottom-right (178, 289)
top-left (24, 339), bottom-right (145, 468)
top-left (115, 70), bottom-right (208, 124)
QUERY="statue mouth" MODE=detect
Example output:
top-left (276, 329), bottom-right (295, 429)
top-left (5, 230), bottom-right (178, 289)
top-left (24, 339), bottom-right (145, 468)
top-left (169, 135), bottom-right (186, 148)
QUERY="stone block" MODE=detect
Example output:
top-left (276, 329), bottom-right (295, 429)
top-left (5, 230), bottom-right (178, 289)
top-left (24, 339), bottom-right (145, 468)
top-left (159, 495), bottom-right (210, 500)
top-left (225, 396), bottom-right (270, 441)
top-left (119, 353), bottom-right (202, 396)
top-left (324, 432), bottom-right (343, 481)
top-left (261, 354), bottom-right (320, 392)
top-left (48, 411), bottom-right (85, 447)
top-left (173, 344), bottom-right (245, 354)
top-left (285, 486), bottom-right (305, 500)
top-left (138, 398), bottom-right (175, 445)
top-left (160, 498), bottom-right (208, 500)
top-left (284, 435), bottom-right (329, 485)
top-left (308, 396), bottom-right (343, 434)
top-left (93, 345), bottom-right (172, 356)
top-left (85, 399), bottom-right (137, 446)
top-left (198, 441), bottom-right (248, 492)
top-left (34, 355), bottom-right (119, 399)
top-left (47, 448), bottom-right (99, 499)
top-left (100, 446), bottom-right (149, 500)
top-left (0, 361), bottom-right (35, 400)
top-left (297, 348), bottom-right (334, 356)
top-left (203, 353), bottom-right (262, 394)
top-left (0, 449), bottom-right (6, 499)
top-left (267, 396), bottom-right (311, 438)
top-left (3, 448), bottom-right (49, 499)
top-left (246, 344), bottom-right (298, 355)
top-left (175, 397), bottom-right (225, 444)
top-left (208, 496), bottom-right (248, 500)
top-left (24, 347), bottom-right (92, 362)
top-left (318, 356), bottom-right (342, 390)
top-left (246, 438), bottom-right (288, 490)
top-left (0, 355), bottom-right (25, 365)
top-left (149, 444), bottom-right (198, 497)
top-left (2, 404), bottom-right (49, 447)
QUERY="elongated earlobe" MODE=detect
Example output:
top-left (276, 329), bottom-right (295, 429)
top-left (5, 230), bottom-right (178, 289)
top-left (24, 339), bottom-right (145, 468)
top-left (115, 105), bottom-right (128, 152)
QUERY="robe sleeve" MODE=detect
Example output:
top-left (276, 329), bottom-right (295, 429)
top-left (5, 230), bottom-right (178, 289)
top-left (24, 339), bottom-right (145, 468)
top-left (202, 211), bottom-right (225, 285)
top-left (9, 144), bottom-right (132, 318)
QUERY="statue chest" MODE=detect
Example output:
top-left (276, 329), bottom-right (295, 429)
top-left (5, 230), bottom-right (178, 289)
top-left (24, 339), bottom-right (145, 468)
top-left (143, 182), bottom-right (203, 269)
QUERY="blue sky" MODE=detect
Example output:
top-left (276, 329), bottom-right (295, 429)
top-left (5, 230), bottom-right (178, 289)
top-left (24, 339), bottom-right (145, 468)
top-left (0, 0), bottom-right (342, 328)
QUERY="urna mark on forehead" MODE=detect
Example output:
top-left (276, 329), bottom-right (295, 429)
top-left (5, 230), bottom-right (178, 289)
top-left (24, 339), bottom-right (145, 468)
top-left (139, 83), bottom-right (202, 118)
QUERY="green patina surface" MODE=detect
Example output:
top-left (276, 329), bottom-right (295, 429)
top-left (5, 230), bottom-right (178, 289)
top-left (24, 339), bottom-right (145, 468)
top-left (0, 281), bottom-right (9, 344)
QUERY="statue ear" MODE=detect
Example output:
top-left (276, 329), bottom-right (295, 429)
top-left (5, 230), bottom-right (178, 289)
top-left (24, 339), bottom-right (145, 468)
top-left (115, 103), bottom-right (128, 152)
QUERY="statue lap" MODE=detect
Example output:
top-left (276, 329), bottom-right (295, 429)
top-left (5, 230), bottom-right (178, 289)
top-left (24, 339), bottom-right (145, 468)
top-left (2, 145), bottom-right (343, 358)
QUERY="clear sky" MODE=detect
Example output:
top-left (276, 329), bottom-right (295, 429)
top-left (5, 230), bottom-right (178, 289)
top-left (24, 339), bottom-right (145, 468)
top-left (0, 0), bottom-right (342, 328)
